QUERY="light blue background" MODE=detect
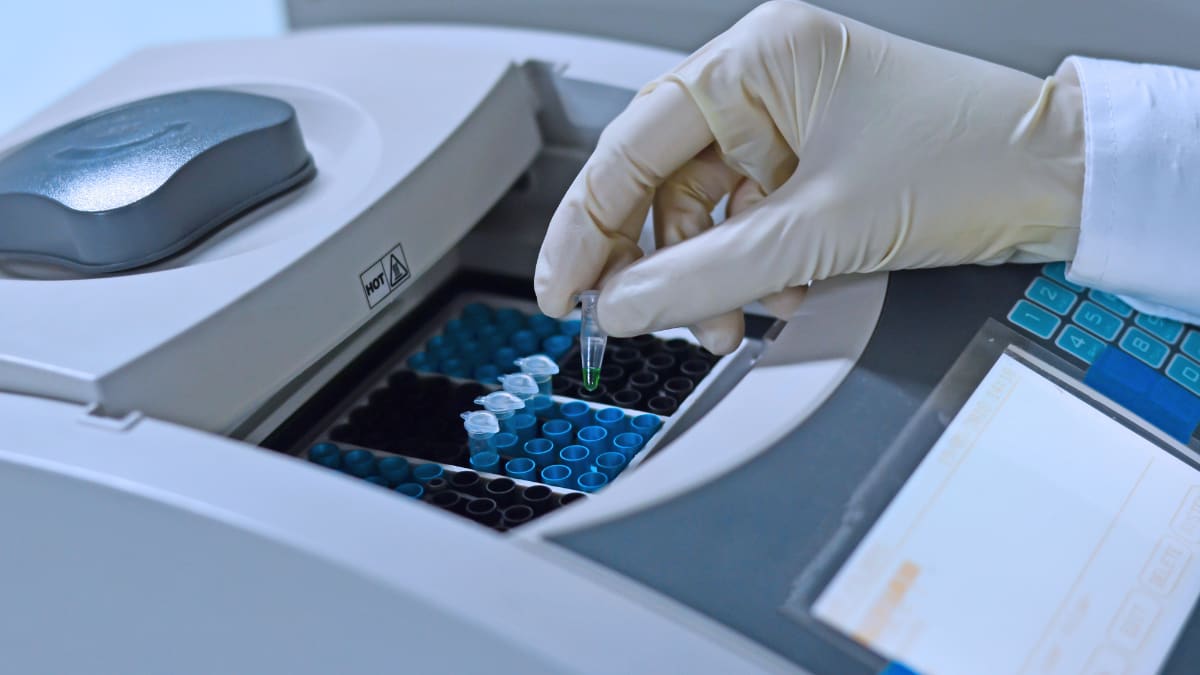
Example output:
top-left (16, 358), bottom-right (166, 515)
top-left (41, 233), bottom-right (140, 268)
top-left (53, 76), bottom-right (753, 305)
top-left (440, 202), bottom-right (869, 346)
top-left (0, 1), bottom-right (285, 136)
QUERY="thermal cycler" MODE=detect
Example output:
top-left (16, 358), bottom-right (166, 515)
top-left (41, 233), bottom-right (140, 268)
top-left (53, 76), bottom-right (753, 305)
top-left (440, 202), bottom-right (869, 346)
top-left (2, 1), bottom-right (1200, 673)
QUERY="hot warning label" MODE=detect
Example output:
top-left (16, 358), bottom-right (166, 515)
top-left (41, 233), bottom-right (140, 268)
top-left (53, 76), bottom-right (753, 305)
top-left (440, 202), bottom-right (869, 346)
top-left (359, 242), bottom-right (411, 308)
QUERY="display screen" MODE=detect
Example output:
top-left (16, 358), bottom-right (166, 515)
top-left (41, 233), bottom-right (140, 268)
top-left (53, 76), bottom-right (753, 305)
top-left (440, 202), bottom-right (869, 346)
top-left (814, 353), bottom-right (1200, 674)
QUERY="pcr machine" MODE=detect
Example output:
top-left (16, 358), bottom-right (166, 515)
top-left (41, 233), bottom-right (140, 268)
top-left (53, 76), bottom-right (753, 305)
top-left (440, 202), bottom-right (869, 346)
top-left (2, 1), bottom-right (1200, 673)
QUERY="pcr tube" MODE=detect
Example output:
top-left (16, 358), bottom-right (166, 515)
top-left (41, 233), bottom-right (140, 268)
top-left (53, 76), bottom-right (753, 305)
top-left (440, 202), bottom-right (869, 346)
top-left (577, 290), bottom-right (607, 391)
top-left (461, 410), bottom-right (500, 456)
top-left (509, 413), bottom-right (537, 444)
top-left (541, 464), bottom-right (573, 489)
top-left (307, 442), bottom-right (342, 469)
top-left (577, 471), bottom-right (609, 493)
top-left (472, 386), bottom-right (525, 422)
top-left (514, 354), bottom-right (560, 397)
top-left (498, 373), bottom-right (540, 402)
top-left (470, 452), bottom-right (501, 474)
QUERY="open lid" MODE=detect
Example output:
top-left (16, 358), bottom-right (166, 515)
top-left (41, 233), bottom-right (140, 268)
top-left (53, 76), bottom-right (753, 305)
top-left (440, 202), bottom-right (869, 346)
top-left (0, 28), bottom-right (542, 433)
top-left (286, 0), bottom-right (1200, 73)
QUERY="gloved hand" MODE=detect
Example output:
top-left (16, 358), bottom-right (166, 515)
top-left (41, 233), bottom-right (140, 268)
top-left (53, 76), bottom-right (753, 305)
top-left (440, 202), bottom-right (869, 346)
top-left (534, 0), bottom-right (1084, 354)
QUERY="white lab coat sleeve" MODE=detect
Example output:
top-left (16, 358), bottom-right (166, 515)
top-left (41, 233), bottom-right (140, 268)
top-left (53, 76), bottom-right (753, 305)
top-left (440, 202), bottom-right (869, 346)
top-left (1060, 56), bottom-right (1200, 325)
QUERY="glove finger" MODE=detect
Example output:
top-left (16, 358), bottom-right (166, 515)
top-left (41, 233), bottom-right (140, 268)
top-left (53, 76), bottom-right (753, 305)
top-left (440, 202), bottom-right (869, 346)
top-left (758, 286), bottom-right (810, 320)
top-left (534, 84), bottom-right (715, 317)
top-left (687, 310), bottom-right (746, 355)
top-left (654, 145), bottom-right (741, 248)
top-left (726, 176), bottom-right (768, 217)
top-left (598, 184), bottom-right (849, 336)
top-left (651, 147), bottom-right (747, 353)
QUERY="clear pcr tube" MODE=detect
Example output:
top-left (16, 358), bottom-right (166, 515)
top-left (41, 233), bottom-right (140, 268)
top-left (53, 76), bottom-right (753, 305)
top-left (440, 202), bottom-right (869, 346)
top-left (578, 290), bottom-right (606, 391)
top-left (461, 410), bottom-right (500, 456)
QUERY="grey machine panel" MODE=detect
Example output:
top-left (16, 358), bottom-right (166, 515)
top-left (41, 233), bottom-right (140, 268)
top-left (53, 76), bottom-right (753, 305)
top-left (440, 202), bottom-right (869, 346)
top-left (552, 265), bottom-right (1200, 674)
top-left (287, 0), bottom-right (1200, 75)
top-left (0, 90), bottom-right (314, 273)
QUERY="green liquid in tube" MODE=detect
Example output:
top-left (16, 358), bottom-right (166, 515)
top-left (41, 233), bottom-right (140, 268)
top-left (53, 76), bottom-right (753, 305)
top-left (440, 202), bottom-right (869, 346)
top-left (583, 367), bottom-right (601, 391)
top-left (578, 290), bottom-right (607, 394)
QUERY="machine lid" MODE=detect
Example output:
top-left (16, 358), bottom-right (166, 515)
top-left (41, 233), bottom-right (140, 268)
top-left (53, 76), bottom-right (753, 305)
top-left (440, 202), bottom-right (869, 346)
top-left (0, 89), bottom-right (314, 272)
top-left (0, 28), bottom-right (542, 432)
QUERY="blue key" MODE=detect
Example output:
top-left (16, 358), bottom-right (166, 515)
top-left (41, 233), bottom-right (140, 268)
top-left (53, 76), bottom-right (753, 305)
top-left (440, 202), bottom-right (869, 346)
top-left (1120, 327), bottom-right (1169, 368)
top-left (1167, 354), bottom-right (1200, 397)
top-left (1007, 300), bottom-right (1060, 339)
top-left (1072, 301), bottom-right (1122, 341)
top-left (1183, 331), bottom-right (1200, 362)
top-left (1025, 278), bottom-right (1077, 315)
top-left (1055, 325), bottom-right (1106, 364)
top-left (1089, 290), bottom-right (1133, 318)
top-left (1135, 313), bottom-right (1184, 344)
top-left (1085, 349), bottom-right (1200, 443)
top-left (1041, 262), bottom-right (1085, 292)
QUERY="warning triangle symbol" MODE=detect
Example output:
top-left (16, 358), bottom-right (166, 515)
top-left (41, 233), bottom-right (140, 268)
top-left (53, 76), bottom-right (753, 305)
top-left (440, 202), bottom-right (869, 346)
top-left (388, 254), bottom-right (409, 286)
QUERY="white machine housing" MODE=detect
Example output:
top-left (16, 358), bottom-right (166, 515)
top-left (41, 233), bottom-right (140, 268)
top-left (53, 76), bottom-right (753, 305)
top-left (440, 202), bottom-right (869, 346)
top-left (0, 23), bottom-right (884, 674)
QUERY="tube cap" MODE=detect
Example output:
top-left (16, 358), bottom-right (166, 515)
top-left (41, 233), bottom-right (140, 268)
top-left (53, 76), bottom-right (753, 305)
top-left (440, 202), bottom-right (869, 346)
top-left (461, 410), bottom-right (500, 435)
top-left (498, 373), bottom-right (540, 399)
top-left (473, 391), bottom-right (526, 415)
top-left (514, 354), bottom-right (560, 378)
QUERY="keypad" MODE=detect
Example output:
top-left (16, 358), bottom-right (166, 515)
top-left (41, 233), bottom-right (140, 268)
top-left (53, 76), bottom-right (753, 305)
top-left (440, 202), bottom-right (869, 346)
top-left (1135, 314), bottom-right (1184, 344)
top-left (1055, 325), bottom-right (1105, 364)
top-left (1025, 278), bottom-right (1077, 315)
top-left (1089, 290), bottom-right (1134, 318)
top-left (1120, 327), bottom-right (1170, 368)
top-left (1183, 331), bottom-right (1200, 362)
top-left (1072, 301), bottom-right (1122, 341)
top-left (1008, 300), bottom-right (1060, 339)
top-left (1005, 266), bottom-right (1200, 434)
top-left (1167, 354), bottom-right (1200, 397)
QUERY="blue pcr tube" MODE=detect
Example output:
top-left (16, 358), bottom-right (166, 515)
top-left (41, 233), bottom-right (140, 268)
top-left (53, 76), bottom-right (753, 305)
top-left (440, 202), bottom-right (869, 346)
top-left (529, 314), bottom-right (561, 339)
top-left (593, 406), bottom-right (627, 435)
top-left (560, 401), bottom-right (591, 428)
top-left (577, 471), bottom-right (609, 493)
top-left (470, 452), bottom-right (501, 474)
top-left (630, 413), bottom-right (663, 437)
top-left (378, 456), bottom-right (411, 485)
top-left (594, 452), bottom-right (627, 479)
top-left (509, 414), bottom-right (537, 444)
top-left (307, 442), bottom-right (342, 469)
top-left (542, 334), bottom-right (572, 360)
top-left (505, 457), bottom-right (537, 482)
top-left (489, 432), bottom-right (520, 457)
top-left (541, 419), bottom-right (573, 449)
top-left (342, 449), bottom-right (377, 478)
top-left (495, 308), bottom-right (526, 330)
top-left (493, 347), bottom-right (518, 371)
top-left (412, 463), bottom-right (444, 484)
top-left (474, 364), bottom-right (501, 384)
top-left (540, 464), bottom-right (573, 489)
top-left (394, 483), bottom-right (425, 499)
top-left (576, 425), bottom-right (609, 455)
top-left (476, 324), bottom-right (504, 352)
top-left (524, 438), bottom-right (556, 467)
top-left (527, 395), bottom-right (556, 419)
top-left (511, 330), bottom-right (539, 355)
top-left (612, 432), bottom-right (646, 457)
top-left (558, 444), bottom-right (591, 476)
top-left (462, 302), bottom-right (492, 325)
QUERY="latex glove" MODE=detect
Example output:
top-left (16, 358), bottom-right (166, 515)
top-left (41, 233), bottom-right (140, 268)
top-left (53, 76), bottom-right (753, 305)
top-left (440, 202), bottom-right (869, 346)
top-left (533, 0), bottom-right (1083, 354)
